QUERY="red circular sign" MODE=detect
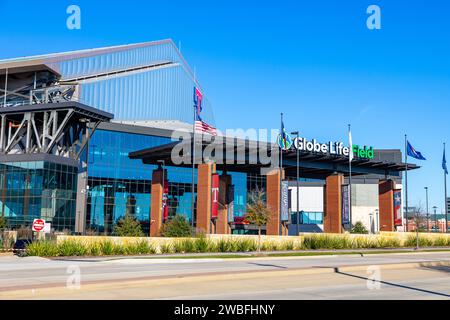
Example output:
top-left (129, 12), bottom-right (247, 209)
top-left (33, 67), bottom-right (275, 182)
top-left (32, 219), bottom-right (45, 232)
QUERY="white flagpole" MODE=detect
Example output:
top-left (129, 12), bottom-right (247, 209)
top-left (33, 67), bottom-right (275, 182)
top-left (191, 69), bottom-right (197, 229)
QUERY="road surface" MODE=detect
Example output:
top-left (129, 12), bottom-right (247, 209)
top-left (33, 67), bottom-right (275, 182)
top-left (0, 252), bottom-right (449, 300)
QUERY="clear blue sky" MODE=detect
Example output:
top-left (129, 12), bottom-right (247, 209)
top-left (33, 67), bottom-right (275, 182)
top-left (0, 0), bottom-right (449, 212)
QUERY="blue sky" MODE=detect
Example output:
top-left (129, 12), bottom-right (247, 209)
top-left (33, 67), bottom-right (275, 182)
top-left (0, 0), bottom-right (449, 212)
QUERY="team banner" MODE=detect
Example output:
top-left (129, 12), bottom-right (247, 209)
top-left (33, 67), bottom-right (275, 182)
top-left (281, 180), bottom-right (289, 222)
top-left (227, 185), bottom-right (235, 223)
top-left (211, 174), bottom-right (219, 219)
top-left (342, 184), bottom-right (350, 225)
top-left (394, 190), bottom-right (402, 226)
top-left (163, 180), bottom-right (169, 222)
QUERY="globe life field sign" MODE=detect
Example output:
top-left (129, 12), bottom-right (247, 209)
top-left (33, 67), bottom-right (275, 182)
top-left (293, 137), bottom-right (374, 159)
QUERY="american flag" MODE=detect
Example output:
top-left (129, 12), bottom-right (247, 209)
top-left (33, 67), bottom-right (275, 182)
top-left (194, 87), bottom-right (217, 136)
top-left (195, 120), bottom-right (217, 135)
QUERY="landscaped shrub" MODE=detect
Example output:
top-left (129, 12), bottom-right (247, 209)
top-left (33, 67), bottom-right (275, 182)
top-left (159, 242), bottom-right (174, 254)
top-left (99, 240), bottom-right (115, 256)
top-left (404, 235), bottom-right (433, 247)
top-left (124, 240), bottom-right (155, 255)
top-left (113, 215), bottom-right (144, 237)
top-left (235, 238), bottom-right (257, 252)
top-left (174, 238), bottom-right (196, 253)
top-left (377, 237), bottom-right (401, 248)
top-left (194, 235), bottom-right (211, 253)
top-left (351, 222), bottom-right (369, 234)
top-left (0, 216), bottom-right (7, 230)
top-left (26, 241), bottom-right (59, 257)
top-left (159, 215), bottom-right (194, 238)
top-left (433, 237), bottom-right (449, 247)
top-left (216, 238), bottom-right (235, 253)
top-left (58, 240), bottom-right (88, 256)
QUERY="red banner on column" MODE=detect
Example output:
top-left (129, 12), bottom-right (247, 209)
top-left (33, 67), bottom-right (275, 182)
top-left (211, 174), bottom-right (219, 219)
top-left (394, 190), bottom-right (402, 226)
top-left (163, 180), bottom-right (169, 222)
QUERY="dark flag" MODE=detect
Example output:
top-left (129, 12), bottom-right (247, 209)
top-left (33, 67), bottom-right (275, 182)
top-left (406, 141), bottom-right (426, 160)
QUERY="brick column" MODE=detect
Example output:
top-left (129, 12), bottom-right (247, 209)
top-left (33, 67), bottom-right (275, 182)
top-left (379, 179), bottom-right (395, 232)
top-left (216, 173), bottom-right (232, 234)
top-left (196, 162), bottom-right (216, 234)
top-left (266, 169), bottom-right (288, 236)
top-left (150, 168), bottom-right (165, 237)
top-left (324, 174), bottom-right (344, 234)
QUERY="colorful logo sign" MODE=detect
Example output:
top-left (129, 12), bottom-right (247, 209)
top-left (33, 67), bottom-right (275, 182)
top-left (278, 133), bottom-right (293, 151)
top-left (293, 137), bottom-right (374, 159)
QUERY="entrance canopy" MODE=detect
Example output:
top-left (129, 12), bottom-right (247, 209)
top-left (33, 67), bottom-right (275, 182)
top-left (129, 136), bottom-right (419, 179)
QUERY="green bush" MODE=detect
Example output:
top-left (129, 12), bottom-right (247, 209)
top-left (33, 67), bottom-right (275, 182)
top-left (58, 240), bottom-right (88, 256)
top-left (235, 238), bottom-right (257, 252)
top-left (194, 235), bottom-right (211, 253)
top-left (159, 215), bottom-right (194, 238)
top-left (174, 238), bottom-right (196, 253)
top-left (100, 240), bottom-right (115, 256)
top-left (433, 237), bottom-right (449, 247)
top-left (113, 215), bottom-right (144, 237)
top-left (159, 242), bottom-right (173, 254)
top-left (351, 222), bottom-right (369, 234)
top-left (377, 237), bottom-right (401, 248)
top-left (26, 241), bottom-right (59, 257)
top-left (0, 216), bottom-right (7, 230)
top-left (404, 235), bottom-right (433, 247)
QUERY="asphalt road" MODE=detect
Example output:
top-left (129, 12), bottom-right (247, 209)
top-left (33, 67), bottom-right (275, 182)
top-left (0, 252), bottom-right (449, 300)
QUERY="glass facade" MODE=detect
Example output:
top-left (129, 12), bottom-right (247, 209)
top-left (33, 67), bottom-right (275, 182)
top-left (0, 161), bottom-right (77, 231)
top-left (0, 129), bottom-right (268, 235)
top-left (291, 211), bottom-right (324, 225)
top-left (85, 129), bottom-right (266, 235)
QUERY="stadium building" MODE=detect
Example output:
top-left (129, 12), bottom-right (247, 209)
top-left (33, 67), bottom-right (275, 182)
top-left (0, 40), bottom-right (418, 236)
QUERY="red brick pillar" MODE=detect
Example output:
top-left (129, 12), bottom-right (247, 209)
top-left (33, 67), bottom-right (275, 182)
top-left (379, 179), bottom-right (395, 232)
top-left (150, 168), bottom-right (166, 237)
top-left (266, 169), bottom-right (288, 236)
top-left (324, 174), bottom-right (344, 234)
top-left (216, 174), bottom-right (232, 234)
top-left (196, 162), bottom-right (216, 234)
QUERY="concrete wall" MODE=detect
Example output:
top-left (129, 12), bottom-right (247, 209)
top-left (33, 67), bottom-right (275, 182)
top-left (352, 184), bottom-right (379, 232)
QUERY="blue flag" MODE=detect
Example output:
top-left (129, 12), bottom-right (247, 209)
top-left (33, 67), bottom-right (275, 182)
top-left (443, 147), bottom-right (448, 175)
top-left (407, 141), bottom-right (426, 160)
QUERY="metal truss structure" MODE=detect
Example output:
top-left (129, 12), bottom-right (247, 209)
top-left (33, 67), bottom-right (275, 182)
top-left (0, 102), bottom-right (113, 160)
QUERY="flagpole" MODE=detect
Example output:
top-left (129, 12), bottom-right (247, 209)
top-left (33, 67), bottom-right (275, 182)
top-left (191, 95), bottom-right (196, 229)
top-left (280, 113), bottom-right (284, 235)
top-left (444, 142), bottom-right (448, 233)
top-left (348, 124), bottom-right (353, 230)
top-left (405, 134), bottom-right (409, 232)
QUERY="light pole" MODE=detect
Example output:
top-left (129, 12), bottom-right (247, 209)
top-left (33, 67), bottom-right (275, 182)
top-left (433, 206), bottom-right (438, 232)
top-left (291, 131), bottom-right (300, 236)
top-left (425, 187), bottom-right (429, 232)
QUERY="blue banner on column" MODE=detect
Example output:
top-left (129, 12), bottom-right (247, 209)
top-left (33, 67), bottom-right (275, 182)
top-left (281, 180), bottom-right (290, 222)
top-left (342, 184), bottom-right (350, 225)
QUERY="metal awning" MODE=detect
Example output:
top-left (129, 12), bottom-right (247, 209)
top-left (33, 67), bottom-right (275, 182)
top-left (129, 137), bottom-right (419, 179)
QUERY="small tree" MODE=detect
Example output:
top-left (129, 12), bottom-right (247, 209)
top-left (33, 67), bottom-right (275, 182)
top-left (113, 215), bottom-right (144, 237)
top-left (159, 215), bottom-right (194, 238)
top-left (244, 189), bottom-right (272, 252)
top-left (411, 204), bottom-right (426, 250)
top-left (351, 221), bottom-right (369, 234)
top-left (0, 216), bottom-right (7, 230)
